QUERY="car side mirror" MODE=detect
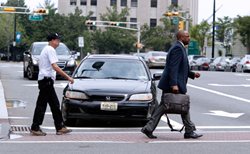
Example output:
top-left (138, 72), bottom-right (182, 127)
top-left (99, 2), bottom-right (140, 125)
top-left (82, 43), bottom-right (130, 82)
top-left (152, 73), bottom-right (162, 81)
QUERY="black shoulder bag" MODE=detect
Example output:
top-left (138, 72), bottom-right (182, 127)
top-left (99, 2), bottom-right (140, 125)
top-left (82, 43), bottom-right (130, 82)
top-left (161, 93), bottom-right (190, 132)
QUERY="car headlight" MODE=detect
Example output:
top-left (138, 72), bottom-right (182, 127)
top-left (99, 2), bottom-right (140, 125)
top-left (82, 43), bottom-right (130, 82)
top-left (67, 59), bottom-right (76, 67)
top-left (65, 91), bottom-right (88, 99)
top-left (32, 58), bottom-right (39, 65)
top-left (129, 93), bottom-right (153, 101)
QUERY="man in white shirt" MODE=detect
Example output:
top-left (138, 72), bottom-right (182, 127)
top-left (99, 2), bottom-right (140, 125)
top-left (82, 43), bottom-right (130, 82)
top-left (31, 33), bottom-right (74, 136)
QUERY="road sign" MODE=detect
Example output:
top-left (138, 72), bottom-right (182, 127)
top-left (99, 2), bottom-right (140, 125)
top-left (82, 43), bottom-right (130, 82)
top-left (172, 17), bottom-right (179, 25)
top-left (78, 37), bottom-right (84, 47)
top-left (16, 32), bottom-right (21, 43)
top-left (28, 15), bottom-right (43, 21)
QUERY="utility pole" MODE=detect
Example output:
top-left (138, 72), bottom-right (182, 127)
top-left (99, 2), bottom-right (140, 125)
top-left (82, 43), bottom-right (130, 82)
top-left (212, 0), bottom-right (216, 58)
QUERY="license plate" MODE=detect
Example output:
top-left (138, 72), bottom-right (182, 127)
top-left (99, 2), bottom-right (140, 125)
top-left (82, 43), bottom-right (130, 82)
top-left (100, 102), bottom-right (118, 111)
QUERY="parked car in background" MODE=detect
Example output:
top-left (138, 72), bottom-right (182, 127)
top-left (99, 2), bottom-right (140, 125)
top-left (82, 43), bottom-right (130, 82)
top-left (61, 54), bottom-right (160, 126)
top-left (224, 57), bottom-right (241, 72)
top-left (209, 57), bottom-right (230, 71)
top-left (188, 55), bottom-right (205, 66)
top-left (133, 52), bottom-right (146, 60)
top-left (190, 57), bottom-right (211, 70)
top-left (236, 55), bottom-right (250, 73)
top-left (144, 51), bottom-right (167, 68)
top-left (23, 42), bottom-right (77, 80)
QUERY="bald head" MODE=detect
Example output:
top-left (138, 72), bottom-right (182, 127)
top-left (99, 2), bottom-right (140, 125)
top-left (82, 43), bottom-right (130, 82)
top-left (176, 30), bottom-right (190, 46)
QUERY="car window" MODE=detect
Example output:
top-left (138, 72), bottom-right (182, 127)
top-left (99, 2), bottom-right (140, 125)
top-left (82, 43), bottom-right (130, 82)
top-left (31, 43), bottom-right (70, 55)
top-left (75, 59), bottom-right (149, 80)
top-left (32, 44), bottom-right (46, 55)
top-left (151, 52), bottom-right (167, 56)
top-left (56, 44), bottom-right (70, 55)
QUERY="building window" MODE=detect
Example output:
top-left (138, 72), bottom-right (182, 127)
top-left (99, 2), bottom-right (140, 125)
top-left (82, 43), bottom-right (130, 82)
top-left (151, 0), bottom-right (157, 8)
top-left (110, 0), bottom-right (117, 6)
top-left (70, 0), bottom-right (77, 5)
top-left (91, 0), bottom-right (97, 6)
top-left (131, 0), bottom-right (137, 7)
top-left (80, 0), bottom-right (87, 5)
top-left (150, 19), bottom-right (157, 27)
top-left (130, 18), bottom-right (137, 28)
top-left (121, 0), bottom-right (127, 7)
top-left (171, 0), bottom-right (178, 7)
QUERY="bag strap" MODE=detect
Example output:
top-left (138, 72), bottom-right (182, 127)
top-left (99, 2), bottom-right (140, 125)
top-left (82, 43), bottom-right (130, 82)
top-left (166, 114), bottom-right (185, 133)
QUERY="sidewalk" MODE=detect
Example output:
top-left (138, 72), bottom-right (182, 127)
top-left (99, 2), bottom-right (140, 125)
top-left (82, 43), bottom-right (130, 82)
top-left (0, 80), bottom-right (10, 140)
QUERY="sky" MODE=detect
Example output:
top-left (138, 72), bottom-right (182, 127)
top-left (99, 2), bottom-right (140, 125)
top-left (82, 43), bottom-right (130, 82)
top-left (1, 0), bottom-right (249, 24)
top-left (198, 0), bottom-right (250, 23)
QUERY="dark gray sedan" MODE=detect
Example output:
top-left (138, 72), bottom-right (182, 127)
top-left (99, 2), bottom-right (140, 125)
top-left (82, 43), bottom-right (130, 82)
top-left (61, 54), bottom-right (160, 126)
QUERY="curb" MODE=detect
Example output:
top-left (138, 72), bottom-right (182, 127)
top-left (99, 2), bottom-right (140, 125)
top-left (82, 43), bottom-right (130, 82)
top-left (0, 80), bottom-right (10, 140)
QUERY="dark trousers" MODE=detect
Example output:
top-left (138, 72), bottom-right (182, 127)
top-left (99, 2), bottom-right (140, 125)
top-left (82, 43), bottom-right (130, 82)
top-left (143, 92), bottom-right (196, 133)
top-left (31, 78), bottom-right (64, 131)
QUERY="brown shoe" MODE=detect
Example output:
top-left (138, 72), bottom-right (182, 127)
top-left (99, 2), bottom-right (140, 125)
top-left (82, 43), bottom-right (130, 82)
top-left (30, 129), bottom-right (47, 136)
top-left (56, 127), bottom-right (72, 135)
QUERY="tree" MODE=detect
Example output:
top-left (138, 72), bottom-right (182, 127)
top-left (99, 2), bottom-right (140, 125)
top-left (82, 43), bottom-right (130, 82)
top-left (92, 6), bottom-right (136, 54)
top-left (234, 16), bottom-right (250, 53)
top-left (190, 21), bottom-right (211, 54)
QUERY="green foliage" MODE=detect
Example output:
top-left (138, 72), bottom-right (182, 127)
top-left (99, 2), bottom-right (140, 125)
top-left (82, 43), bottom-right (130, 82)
top-left (215, 16), bottom-right (233, 42)
top-left (190, 21), bottom-right (211, 53)
top-left (234, 16), bottom-right (250, 53)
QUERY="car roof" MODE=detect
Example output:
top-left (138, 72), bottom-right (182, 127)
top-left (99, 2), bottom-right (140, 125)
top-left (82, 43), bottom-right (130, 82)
top-left (86, 54), bottom-right (141, 60)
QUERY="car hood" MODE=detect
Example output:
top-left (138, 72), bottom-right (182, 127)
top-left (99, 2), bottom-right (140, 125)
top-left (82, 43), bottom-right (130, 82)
top-left (69, 79), bottom-right (151, 94)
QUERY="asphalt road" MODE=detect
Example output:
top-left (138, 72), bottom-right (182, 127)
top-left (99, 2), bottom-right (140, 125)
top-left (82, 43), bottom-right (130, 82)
top-left (1, 61), bottom-right (250, 154)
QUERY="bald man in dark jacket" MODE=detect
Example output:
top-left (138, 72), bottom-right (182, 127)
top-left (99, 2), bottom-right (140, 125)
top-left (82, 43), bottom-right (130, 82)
top-left (141, 30), bottom-right (203, 139)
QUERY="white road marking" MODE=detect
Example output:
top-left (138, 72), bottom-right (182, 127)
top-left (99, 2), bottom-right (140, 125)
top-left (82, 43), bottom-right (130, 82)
top-left (187, 84), bottom-right (250, 103)
top-left (204, 110), bottom-right (244, 118)
top-left (208, 83), bottom-right (250, 87)
top-left (8, 116), bottom-right (30, 119)
top-left (22, 82), bottom-right (67, 88)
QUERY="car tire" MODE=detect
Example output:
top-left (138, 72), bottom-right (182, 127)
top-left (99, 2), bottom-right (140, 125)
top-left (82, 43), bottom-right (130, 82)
top-left (23, 67), bottom-right (27, 78)
top-left (27, 66), bottom-right (35, 80)
top-left (64, 118), bottom-right (77, 127)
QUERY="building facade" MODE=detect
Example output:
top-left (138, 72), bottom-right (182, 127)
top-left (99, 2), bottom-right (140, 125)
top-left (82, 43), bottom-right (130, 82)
top-left (58, 0), bottom-right (199, 27)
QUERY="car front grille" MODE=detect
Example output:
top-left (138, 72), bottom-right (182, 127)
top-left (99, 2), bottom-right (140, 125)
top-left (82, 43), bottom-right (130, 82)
top-left (89, 95), bottom-right (125, 101)
top-left (57, 61), bottom-right (66, 69)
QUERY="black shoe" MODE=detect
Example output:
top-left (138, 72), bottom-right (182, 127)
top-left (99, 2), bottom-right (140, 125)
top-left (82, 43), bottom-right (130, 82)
top-left (141, 128), bottom-right (157, 139)
top-left (184, 132), bottom-right (203, 139)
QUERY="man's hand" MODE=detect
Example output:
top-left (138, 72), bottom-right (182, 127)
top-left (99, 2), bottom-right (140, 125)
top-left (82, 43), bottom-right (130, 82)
top-left (68, 77), bottom-right (74, 84)
top-left (195, 72), bottom-right (200, 78)
top-left (172, 85), bottom-right (179, 94)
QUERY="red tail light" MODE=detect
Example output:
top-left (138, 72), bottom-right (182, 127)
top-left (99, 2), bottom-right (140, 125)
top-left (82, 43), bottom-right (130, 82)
top-left (245, 61), bottom-right (250, 64)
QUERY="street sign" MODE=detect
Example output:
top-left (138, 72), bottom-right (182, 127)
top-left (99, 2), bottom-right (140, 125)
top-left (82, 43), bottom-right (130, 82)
top-left (172, 17), bottom-right (179, 25)
top-left (78, 37), bottom-right (84, 47)
top-left (28, 15), bottom-right (43, 21)
top-left (16, 32), bottom-right (21, 43)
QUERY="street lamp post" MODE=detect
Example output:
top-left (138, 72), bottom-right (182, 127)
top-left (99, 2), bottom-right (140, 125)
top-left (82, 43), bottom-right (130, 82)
top-left (212, 0), bottom-right (216, 58)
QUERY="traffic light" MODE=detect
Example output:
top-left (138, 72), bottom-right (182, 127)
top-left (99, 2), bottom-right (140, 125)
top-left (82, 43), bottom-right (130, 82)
top-left (178, 21), bottom-right (184, 30)
top-left (2, 7), bottom-right (16, 12)
top-left (85, 20), bottom-right (96, 26)
top-left (33, 8), bottom-right (48, 14)
top-left (135, 42), bottom-right (143, 49)
top-left (164, 11), bottom-right (179, 17)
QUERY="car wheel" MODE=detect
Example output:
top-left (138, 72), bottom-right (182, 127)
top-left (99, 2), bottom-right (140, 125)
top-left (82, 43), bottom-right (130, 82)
top-left (27, 66), bottom-right (35, 80)
top-left (23, 67), bottom-right (27, 78)
top-left (64, 118), bottom-right (77, 127)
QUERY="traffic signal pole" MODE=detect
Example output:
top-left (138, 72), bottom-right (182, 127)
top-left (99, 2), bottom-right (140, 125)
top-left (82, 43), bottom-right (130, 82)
top-left (85, 20), bottom-right (142, 53)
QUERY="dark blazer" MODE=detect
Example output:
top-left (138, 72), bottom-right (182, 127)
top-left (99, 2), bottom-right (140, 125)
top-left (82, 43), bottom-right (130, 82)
top-left (158, 41), bottom-right (195, 94)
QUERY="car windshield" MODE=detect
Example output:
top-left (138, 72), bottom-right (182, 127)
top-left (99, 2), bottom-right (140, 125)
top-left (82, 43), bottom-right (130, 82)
top-left (32, 43), bottom-right (70, 55)
top-left (74, 59), bottom-right (149, 80)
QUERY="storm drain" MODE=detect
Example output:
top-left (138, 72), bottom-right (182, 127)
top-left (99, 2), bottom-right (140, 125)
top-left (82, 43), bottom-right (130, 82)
top-left (11, 126), bottom-right (31, 133)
